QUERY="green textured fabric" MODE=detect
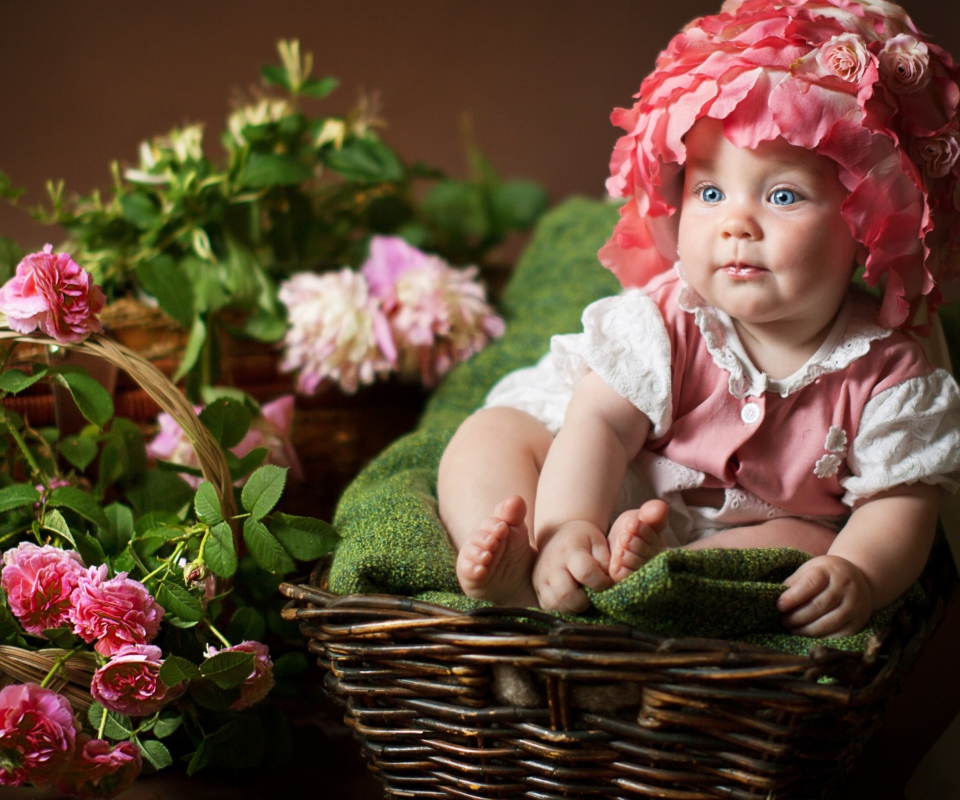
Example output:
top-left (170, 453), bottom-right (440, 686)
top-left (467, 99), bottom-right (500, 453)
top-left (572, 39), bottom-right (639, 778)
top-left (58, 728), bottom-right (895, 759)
top-left (327, 196), bottom-right (941, 655)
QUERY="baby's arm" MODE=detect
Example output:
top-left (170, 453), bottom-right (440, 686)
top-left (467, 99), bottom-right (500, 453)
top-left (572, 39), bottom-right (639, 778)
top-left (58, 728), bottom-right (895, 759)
top-left (532, 370), bottom-right (649, 612)
top-left (777, 483), bottom-right (941, 637)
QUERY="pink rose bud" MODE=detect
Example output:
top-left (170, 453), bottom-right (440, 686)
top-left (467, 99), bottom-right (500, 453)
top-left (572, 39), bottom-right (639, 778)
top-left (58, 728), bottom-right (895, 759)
top-left (0, 682), bottom-right (77, 788)
top-left (880, 34), bottom-right (932, 94)
top-left (911, 131), bottom-right (960, 178)
top-left (0, 245), bottom-right (105, 343)
top-left (204, 640), bottom-right (275, 710)
top-left (816, 33), bottom-right (871, 84)
top-left (1, 543), bottom-right (86, 635)
top-left (90, 644), bottom-right (185, 717)
top-left (55, 734), bottom-right (142, 799)
top-left (69, 566), bottom-right (165, 657)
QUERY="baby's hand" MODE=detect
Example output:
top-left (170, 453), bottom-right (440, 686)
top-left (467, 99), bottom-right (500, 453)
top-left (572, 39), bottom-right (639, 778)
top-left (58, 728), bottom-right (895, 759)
top-left (777, 555), bottom-right (872, 637)
top-left (532, 521), bottom-right (612, 614)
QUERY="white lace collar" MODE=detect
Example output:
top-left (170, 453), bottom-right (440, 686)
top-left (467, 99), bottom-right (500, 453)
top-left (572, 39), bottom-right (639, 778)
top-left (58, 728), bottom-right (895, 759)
top-left (674, 270), bottom-right (893, 399)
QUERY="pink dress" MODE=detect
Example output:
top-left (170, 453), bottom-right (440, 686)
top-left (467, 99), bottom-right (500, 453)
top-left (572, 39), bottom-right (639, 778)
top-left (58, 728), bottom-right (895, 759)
top-left (484, 269), bottom-right (960, 545)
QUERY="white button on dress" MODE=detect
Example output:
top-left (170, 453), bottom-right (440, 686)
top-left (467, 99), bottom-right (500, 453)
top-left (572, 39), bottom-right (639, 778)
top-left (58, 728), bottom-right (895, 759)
top-left (740, 402), bottom-right (761, 424)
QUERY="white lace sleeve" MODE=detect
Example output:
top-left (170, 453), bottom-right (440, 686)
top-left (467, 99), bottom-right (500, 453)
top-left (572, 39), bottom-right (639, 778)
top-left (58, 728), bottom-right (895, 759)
top-left (842, 369), bottom-right (960, 504)
top-left (550, 290), bottom-right (673, 437)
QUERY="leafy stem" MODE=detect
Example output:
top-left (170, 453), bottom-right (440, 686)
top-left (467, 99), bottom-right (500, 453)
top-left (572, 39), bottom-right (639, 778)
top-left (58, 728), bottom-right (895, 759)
top-left (140, 541), bottom-right (187, 584)
top-left (0, 405), bottom-right (43, 482)
top-left (39, 647), bottom-right (81, 689)
top-left (204, 619), bottom-right (231, 649)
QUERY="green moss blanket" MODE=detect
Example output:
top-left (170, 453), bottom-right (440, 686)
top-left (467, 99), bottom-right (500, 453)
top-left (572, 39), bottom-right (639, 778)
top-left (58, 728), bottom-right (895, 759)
top-left (327, 197), bottom-right (939, 655)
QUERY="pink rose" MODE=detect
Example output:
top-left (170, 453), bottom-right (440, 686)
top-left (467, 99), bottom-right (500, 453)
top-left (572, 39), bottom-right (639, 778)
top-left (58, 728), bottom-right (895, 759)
top-left (90, 644), bottom-right (185, 717)
top-left (205, 640), bottom-right (274, 710)
top-left (1, 543), bottom-right (86, 635)
top-left (0, 245), bottom-right (105, 343)
top-left (911, 131), bottom-right (960, 178)
top-left (56, 735), bottom-right (141, 799)
top-left (816, 33), bottom-right (872, 83)
top-left (879, 34), bottom-right (931, 94)
top-left (0, 682), bottom-right (77, 788)
top-left (69, 566), bottom-right (164, 657)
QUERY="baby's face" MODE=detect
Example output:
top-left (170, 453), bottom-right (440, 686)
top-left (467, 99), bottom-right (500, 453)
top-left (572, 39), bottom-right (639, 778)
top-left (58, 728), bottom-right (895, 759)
top-left (677, 118), bottom-right (862, 337)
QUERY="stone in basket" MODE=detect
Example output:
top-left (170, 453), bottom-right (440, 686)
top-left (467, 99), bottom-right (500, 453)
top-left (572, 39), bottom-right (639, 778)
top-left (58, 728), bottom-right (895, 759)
top-left (0, 247), bottom-right (333, 794)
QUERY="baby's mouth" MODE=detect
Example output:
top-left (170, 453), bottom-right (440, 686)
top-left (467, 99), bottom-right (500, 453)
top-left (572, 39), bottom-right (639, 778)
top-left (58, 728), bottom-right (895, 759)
top-left (723, 263), bottom-right (768, 278)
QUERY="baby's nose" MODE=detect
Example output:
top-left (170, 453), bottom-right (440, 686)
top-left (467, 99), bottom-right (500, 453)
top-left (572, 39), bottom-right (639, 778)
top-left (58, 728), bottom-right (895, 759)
top-left (721, 210), bottom-right (762, 240)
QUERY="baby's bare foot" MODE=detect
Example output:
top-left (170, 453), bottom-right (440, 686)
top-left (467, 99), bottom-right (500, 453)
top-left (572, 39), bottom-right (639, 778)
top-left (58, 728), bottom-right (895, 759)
top-left (608, 500), bottom-right (670, 582)
top-left (456, 496), bottom-right (537, 607)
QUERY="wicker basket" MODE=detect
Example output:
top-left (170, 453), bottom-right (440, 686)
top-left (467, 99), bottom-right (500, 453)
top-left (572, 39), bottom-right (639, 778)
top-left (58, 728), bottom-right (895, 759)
top-left (0, 330), bottom-right (236, 712)
top-left (280, 533), bottom-right (956, 799)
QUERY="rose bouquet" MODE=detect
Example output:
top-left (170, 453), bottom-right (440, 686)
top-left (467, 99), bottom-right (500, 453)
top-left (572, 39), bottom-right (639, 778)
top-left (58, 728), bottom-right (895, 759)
top-left (0, 247), bottom-right (336, 795)
top-left (278, 235), bottom-right (505, 393)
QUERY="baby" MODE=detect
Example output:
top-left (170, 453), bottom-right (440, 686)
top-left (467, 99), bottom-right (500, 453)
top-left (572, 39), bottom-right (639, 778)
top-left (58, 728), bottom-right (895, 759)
top-left (438, 0), bottom-right (960, 637)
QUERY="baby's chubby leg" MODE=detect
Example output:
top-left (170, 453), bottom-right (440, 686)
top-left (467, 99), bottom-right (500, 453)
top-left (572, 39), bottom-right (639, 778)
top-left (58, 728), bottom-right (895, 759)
top-left (438, 407), bottom-right (552, 608)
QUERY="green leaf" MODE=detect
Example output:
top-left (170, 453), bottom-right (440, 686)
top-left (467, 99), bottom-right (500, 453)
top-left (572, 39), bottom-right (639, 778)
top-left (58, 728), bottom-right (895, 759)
top-left (125, 471), bottom-right (193, 515)
top-left (41, 509), bottom-right (76, 548)
top-left (240, 152), bottom-right (312, 188)
top-left (270, 513), bottom-right (338, 561)
top-left (156, 582), bottom-right (205, 622)
top-left (136, 255), bottom-right (195, 327)
top-left (185, 738), bottom-right (212, 775)
top-left (199, 399), bottom-right (251, 450)
top-left (260, 64), bottom-right (289, 89)
top-left (243, 517), bottom-right (295, 575)
top-left (54, 371), bottom-right (114, 429)
top-left (189, 679), bottom-right (241, 711)
top-left (48, 485), bottom-right (110, 529)
top-left (325, 138), bottom-right (403, 183)
top-left (103, 503), bottom-right (134, 554)
top-left (272, 651), bottom-right (308, 678)
top-left (204, 521), bottom-right (237, 578)
top-left (226, 447), bottom-right (268, 483)
top-left (87, 702), bottom-right (134, 740)
top-left (0, 367), bottom-right (47, 394)
top-left (243, 309), bottom-right (287, 343)
top-left (159, 654), bottom-right (202, 686)
top-left (119, 192), bottom-right (162, 230)
top-left (422, 180), bottom-right (488, 240)
top-left (41, 626), bottom-right (79, 648)
top-left (194, 482), bottom-right (223, 525)
top-left (228, 607), bottom-right (265, 643)
top-left (241, 465), bottom-right (287, 520)
top-left (173, 316), bottom-right (207, 383)
top-left (0, 484), bottom-right (41, 513)
top-left (153, 711), bottom-right (183, 739)
top-left (299, 75), bottom-right (339, 98)
top-left (57, 434), bottom-right (99, 470)
top-left (139, 739), bottom-right (173, 771)
top-left (490, 180), bottom-right (550, 232)
top-left (73, 529), bottom-right (106, 567)
top-left (200, 650), bottom-right (256, 689)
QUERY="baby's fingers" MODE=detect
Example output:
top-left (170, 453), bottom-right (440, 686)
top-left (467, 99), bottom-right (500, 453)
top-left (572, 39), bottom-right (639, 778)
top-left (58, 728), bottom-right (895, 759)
top-left (777, 562), bottom-right (830, 613)
top-left (569, 549), bottom-right (613, 593)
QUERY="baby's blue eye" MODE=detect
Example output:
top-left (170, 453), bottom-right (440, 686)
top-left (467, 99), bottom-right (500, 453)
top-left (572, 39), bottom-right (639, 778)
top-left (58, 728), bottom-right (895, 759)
top-left (770, 189), bottom-right (798, 206)
top-left (699, 186), bottom-right (724, 203)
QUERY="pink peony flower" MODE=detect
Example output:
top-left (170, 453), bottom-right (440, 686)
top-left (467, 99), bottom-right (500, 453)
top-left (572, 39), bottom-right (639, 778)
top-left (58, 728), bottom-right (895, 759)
top-left (911, 130), bottom-right (960, 178)
top-left (90, 644), bottom-right (185, 717)
top-left (361, 236), bottom-right (504, 387)
top-left (55, 735), bottom-right (141, 799)
top-left (880, 34), bottom-right (932, 94)
top-left (1, 543), bottom-right (86, 635)
top-left (205, 640), bottom-right (274, 710)
top-left (146, 395), bottom-right (303, 487)
top-left (0, 682), bottom-right (77, 788)
top-left (69, 566), bottom-right (164, 657)
top-left (278, 268), bottom-right (396, 394)
top-left (817, 33), bottom-right (872, 83)
top-left (0, 245), bottom-right (105, 343)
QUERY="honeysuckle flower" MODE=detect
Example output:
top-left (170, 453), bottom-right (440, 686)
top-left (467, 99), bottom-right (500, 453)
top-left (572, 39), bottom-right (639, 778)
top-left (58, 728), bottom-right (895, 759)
top-left (911, 130), bottom-right (960, 178)
top-left (361, 236), bottom-right (505, 386)
top-left (228, 98), bottom-right (294, 146)
top-left (146, 395), bottom-right (303, 487)
top-left (278, 268), bottom-right (396, 394)
top-left (0, 245), bottom-right (105, 343)
top-left (204, 641), bottom-right (274, 710)
top-left (0, 683), bottom-right (77, 788)
top-left (1, 543), bottom-right (86, 635)
top-left (90, 644), bottom-right (185, 717)
top-left (55, 735), bottom-right (141, 799)
top-left (880, 34), bottom-right (932, 94)
top-left (69, 566), bottom-right (164, 657)
top-left (601, 0), bottom-right (960, 332)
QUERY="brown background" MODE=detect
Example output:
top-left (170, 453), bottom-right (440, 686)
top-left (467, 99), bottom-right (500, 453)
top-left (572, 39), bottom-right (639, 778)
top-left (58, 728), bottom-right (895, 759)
top-left (1, 0), bottom-right (958, 251)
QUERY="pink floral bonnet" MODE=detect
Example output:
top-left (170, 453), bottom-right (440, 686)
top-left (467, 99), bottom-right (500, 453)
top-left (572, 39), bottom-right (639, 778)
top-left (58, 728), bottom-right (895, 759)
top-left (601, 0), bottom-right (960, 332)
